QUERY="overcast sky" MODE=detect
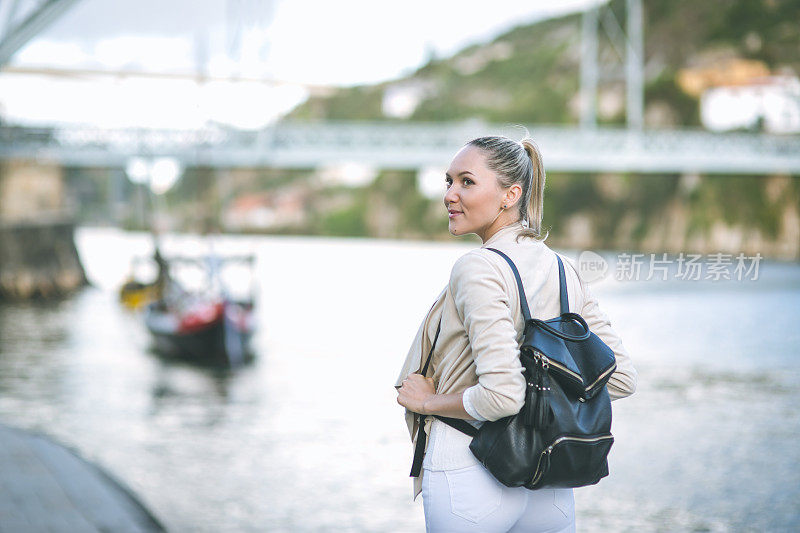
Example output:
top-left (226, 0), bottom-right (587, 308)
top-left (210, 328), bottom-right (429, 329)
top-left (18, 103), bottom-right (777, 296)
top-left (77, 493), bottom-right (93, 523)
top-left (0, 0), bottom-right (599, 128)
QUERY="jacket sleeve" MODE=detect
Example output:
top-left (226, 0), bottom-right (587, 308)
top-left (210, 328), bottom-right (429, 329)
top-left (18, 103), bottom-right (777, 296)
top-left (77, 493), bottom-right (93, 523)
top-left (450, 252), bottom-right (526, 421)
top-left (578, 274), bottom-right (638, 401)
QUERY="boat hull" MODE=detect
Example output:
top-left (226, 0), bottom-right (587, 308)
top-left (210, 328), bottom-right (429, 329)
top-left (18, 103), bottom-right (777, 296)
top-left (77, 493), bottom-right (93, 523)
top-left (145, 302), bottom-right (255, 367)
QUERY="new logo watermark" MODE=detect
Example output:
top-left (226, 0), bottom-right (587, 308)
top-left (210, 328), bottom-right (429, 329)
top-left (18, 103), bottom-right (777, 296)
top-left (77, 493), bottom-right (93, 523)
top-left (577, 250), bottom-right (609, 283)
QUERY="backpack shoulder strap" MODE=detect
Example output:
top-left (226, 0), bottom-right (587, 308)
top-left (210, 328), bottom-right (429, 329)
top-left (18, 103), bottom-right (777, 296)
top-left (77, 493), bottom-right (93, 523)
top-left (487, 247), bottom-right (571, 316)
top-left (409, 319), bottom-right (477, 477)
top-left (554, 253), bottom-right (570, 315)
top-left (484, 248), bottom-right (532, 321)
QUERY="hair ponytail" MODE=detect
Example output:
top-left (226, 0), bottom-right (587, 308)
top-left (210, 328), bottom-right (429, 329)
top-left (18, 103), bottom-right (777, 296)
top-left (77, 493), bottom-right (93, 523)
top-left (519, 138), bottom-right (548, 241)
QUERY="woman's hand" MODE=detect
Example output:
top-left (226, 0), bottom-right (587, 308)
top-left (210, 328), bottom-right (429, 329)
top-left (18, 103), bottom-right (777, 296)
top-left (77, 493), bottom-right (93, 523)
top-left (397, 373), bottom-right (436, 414)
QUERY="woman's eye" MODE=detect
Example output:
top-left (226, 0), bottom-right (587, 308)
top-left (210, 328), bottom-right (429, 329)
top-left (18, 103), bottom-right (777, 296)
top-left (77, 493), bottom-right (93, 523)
top-left (463, 178), bottom-right (474, 186)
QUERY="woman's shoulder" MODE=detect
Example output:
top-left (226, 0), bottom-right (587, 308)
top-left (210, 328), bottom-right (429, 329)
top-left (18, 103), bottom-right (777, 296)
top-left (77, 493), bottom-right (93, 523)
top-left (447, 244), bottom-right (537, 294)
top-left (449, 248), bottom-right (504, 284)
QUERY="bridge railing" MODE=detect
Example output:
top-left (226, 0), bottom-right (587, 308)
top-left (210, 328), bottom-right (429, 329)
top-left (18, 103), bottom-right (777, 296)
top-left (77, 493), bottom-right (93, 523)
top-left (1, 121), bottom-right (799, 173)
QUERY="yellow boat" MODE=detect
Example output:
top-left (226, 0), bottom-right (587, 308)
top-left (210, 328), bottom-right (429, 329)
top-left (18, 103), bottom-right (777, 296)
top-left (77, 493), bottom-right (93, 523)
top-left (119, 277), bottom-right (161, 309)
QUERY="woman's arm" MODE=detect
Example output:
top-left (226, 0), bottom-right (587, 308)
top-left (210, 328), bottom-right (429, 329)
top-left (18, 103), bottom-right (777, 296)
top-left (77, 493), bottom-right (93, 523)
top-left (576, 267), bottom-right (638, 400)
top-left (397, 250), bottom-right (526, 422)
top-left (450, 252), bottom-right (526, 421)
top-left (396, 374), bottom-right (472, 419)
top-left (397, 251), bottom-right (525, 421)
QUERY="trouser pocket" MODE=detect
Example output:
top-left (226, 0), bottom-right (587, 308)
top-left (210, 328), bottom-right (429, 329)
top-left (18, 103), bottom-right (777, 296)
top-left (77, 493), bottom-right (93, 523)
top-left (444, 465), bottom-right (503, 523)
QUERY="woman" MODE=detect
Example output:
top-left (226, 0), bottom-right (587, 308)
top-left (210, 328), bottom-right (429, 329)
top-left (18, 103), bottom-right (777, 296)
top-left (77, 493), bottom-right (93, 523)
top-left (395, 135), bottom-right (637, 532)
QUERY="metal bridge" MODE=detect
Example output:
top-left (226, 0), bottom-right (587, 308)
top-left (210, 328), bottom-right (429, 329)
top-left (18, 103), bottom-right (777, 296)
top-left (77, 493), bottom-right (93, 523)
top-left (0, 0), bottom-right (798, 176)
top-left (1, 121), bottom-right (799, 175)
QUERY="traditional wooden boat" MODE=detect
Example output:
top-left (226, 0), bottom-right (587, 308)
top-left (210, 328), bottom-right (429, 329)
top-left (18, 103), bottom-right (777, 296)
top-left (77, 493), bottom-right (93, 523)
top-left (143, 253), bottom-right (257, 367)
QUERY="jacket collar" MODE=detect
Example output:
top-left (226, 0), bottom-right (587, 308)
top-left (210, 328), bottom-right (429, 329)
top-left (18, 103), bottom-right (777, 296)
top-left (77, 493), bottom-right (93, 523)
top-left (481, 221), bottom-right (525, 248)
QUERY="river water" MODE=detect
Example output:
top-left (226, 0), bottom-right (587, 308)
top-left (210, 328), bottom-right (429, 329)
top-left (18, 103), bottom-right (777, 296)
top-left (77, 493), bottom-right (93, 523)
top-left (0, 227), bottom-right (798, 532)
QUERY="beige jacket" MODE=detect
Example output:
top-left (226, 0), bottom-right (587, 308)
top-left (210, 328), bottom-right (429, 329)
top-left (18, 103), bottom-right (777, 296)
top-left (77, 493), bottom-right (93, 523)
top-left (395, 221), bottom-right (638, 499)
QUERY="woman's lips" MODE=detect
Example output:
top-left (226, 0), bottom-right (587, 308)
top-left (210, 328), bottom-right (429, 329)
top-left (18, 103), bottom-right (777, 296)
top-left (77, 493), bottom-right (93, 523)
top-left (448, 209), bottom-right (462, 219)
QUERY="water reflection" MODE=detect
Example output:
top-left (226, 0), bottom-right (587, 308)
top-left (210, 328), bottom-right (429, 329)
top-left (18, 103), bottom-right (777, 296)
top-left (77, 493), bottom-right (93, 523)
top-left (0, 299), bottom-right (74, 405)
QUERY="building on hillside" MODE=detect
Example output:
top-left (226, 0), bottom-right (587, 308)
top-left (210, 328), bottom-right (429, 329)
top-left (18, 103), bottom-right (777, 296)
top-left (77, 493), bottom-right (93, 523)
top-left (381, 81), bottom-right (436, 119)
top-left (223, 189), bottom-right (307, 231)
top-left (700, 75), bottom-right (800, 134)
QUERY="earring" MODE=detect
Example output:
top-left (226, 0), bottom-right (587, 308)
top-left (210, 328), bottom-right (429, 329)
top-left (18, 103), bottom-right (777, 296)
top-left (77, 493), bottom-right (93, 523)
top-left (502, 205), bottom-right (507, 209)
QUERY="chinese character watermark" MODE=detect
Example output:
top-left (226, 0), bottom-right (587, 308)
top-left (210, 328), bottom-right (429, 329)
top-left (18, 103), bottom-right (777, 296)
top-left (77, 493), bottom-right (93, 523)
top-left (576, 251), bottom-right (763, 283)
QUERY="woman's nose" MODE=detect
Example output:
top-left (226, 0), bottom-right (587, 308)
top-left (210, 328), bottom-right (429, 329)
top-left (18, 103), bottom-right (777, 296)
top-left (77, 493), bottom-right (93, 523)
top-left (444, 184), bottom-right (458, 205)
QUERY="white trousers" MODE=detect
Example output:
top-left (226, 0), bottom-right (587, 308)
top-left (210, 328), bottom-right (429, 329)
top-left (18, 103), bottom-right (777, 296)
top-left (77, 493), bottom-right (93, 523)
top-left (421, 465), bottom-right (576, 533)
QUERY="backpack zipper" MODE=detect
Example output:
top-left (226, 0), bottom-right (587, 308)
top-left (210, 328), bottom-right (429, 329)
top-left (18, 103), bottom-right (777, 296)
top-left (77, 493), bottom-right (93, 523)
top-left (534, 350), bottom-right (616, 396)
top-left (586, 363), bottom-right (616, 392)
top-left (528, 434), bottom-right (615, 486)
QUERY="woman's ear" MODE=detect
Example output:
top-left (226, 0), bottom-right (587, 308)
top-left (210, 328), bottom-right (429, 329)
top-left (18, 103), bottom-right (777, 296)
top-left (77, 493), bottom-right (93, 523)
top-left (503, 183), bottom-right (523, 209)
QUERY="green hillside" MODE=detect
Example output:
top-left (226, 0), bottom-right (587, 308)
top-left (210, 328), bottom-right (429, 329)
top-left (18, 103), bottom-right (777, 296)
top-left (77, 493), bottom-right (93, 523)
top-left (288, 0), bottom-right (799, 126)
top-left (279, 0), bottom-right (800, 260)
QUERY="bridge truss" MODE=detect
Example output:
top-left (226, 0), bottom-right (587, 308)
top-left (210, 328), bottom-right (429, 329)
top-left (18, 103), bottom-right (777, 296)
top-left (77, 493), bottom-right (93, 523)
top-left (1, 121), bottom-right (799, 175)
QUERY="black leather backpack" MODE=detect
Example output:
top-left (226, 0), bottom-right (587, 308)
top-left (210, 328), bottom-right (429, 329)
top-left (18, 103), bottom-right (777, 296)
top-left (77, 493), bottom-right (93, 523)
top-left (410, 248), bottom-right (616, 489)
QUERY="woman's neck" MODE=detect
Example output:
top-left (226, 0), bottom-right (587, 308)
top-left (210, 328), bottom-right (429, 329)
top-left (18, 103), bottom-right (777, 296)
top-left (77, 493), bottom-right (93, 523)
top-left (479, 218), bottom-right (521, 243)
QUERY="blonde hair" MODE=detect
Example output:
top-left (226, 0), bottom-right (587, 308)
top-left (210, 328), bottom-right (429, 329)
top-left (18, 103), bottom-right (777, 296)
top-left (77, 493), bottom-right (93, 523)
top-left (466, 134), bottom-right (548, 241)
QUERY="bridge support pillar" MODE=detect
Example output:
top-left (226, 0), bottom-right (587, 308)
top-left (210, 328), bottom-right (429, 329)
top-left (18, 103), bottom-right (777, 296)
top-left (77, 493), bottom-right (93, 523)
top-left (0, 160), bottom-right (88, 299)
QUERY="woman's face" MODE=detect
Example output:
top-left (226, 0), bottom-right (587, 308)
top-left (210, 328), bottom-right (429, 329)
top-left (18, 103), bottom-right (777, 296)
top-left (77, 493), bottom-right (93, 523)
top-left (444, 145), bottom-right (508, 240)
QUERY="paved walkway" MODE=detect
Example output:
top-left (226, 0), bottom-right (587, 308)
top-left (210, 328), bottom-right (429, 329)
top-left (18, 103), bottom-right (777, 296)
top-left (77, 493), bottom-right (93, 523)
top-left (0, 423), bottom-right (165, 533)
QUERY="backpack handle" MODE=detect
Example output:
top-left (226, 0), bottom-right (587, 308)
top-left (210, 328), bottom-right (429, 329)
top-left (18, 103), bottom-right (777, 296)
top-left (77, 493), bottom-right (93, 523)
top-left (529, 313), bottom-right (591, 342)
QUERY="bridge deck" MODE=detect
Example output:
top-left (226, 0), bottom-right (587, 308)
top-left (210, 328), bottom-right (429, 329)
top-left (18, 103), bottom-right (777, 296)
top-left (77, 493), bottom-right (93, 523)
top-left (2, 122), bottom-right (799, 174)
